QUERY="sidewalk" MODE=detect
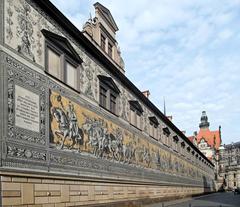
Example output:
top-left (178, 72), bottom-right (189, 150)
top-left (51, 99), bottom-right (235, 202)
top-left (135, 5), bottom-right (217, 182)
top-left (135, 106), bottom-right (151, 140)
top-left (145, 193), bottom-right (217, 207)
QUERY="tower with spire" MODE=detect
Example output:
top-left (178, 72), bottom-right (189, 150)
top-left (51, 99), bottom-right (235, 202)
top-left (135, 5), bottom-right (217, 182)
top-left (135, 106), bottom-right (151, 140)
top-left (199, 111), bottom-right (210, 129)
top-left (188, 110), bottom-right (221, 162)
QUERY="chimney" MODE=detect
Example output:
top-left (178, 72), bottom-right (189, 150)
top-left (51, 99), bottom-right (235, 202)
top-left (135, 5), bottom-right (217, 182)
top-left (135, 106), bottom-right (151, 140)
top-left (142, 90), bottom-right (150, 98)
top-left (181, 130), bottom-right (186, 135)
top-left (167, 116), bottom-right (173, 122)
top-left (194, 131), bottom-right (197, 136)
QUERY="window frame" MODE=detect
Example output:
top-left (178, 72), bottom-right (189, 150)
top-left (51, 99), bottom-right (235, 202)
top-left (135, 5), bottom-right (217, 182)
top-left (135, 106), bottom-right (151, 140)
top-left (45, 39), bottom-right (81, 92)
top-left (163, 127), bottom-right (171, 146)
top-left (100, 33), bottom-right (106, 51)
top-left (110, 92), bottom-right (117, 114)
top-left (149, 118), bottom-right (158, 140)
top-left (173, 135), bottom-right (179, 152)
top-left (129, 101), bottom-right (143, 130)
top-left (99, 84), bottom-right (108, 109)
top-left (64, 56), bottom-right (79, 89)
top-left (98, 77), bottom-right (120, 116)
top-left (108, 41), bottom-right (113, 58)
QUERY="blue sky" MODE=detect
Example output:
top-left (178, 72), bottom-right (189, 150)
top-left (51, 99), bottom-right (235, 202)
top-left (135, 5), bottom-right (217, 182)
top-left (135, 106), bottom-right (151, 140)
top-left (50, 0), bottom-right (240, 144)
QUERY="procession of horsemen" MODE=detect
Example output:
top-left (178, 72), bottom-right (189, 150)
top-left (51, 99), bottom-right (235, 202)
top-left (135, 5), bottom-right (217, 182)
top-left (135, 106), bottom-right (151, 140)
top-left (51, 97), bottom-right (190, 173)
top-left (51, 99), bottom-right (145, 164)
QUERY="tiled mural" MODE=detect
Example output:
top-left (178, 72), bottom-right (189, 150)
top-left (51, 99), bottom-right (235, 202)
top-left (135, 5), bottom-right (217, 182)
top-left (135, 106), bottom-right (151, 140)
top-left (2, 0), bottom-right (212, 184)
top-left (50, 90), bottom-right (198, 178)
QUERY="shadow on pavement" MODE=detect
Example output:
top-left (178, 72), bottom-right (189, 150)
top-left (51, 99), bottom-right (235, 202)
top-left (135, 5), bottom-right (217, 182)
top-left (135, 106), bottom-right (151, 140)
top-left (168, 192), bottom-right (240, 207)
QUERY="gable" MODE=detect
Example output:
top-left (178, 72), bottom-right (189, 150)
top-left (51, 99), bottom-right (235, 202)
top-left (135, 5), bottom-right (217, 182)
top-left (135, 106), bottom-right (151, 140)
top-left (94, 2), bottom-right (119, 31)
top-left (163, 127), bottom-right (171, 135)
top-left (196, 129), bottom-right (221, 150)
top-left (149, 116), bottom-right (159, 126)
top-left (98, 75), bottom-right (120, 94)
top-left (42, 29), bottom-right (83, 63)
top-left (129, 100), bottom-right (143, 113)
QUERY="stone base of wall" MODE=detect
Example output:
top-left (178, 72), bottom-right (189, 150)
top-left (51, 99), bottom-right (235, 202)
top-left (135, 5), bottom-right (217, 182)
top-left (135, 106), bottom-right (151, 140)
top-left (0, 171), bottom-right (206, 207)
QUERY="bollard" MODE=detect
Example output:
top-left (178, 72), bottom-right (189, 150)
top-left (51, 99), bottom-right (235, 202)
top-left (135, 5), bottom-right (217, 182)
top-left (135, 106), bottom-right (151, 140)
top-left (189, 204), bottom-right (191, 207)
top-left (162, 203), bottom-right (164, 207)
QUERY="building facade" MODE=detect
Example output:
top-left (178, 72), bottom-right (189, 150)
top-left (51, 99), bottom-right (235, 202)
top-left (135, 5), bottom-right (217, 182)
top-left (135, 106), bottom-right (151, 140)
top-left (218, 142), bottom-right (240, 190)
top-left (189, 111), bottom-right (221, 164)
top-left (0, 0), bottom-right (214, 206)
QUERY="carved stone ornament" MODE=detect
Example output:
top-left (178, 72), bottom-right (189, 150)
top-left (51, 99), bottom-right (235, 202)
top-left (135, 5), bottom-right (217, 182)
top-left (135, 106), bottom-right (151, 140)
top-left (7, 145), bottom-right (46, 161)
top-left (6, 56), bottom-right (46, 145)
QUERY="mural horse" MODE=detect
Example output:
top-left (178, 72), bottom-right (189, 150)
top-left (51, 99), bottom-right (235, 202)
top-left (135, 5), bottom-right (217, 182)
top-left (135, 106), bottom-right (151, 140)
top-left (82, 120), bottom-right (124, 161)
top-left (51, 107), bottom-right (84, 152)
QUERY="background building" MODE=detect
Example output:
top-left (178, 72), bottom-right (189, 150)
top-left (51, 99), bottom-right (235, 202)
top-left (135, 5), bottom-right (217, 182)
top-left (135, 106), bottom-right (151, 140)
top-left (189, 111), bottom-right (221, 164)
top-left (188, 111), bottom-right (240, 191)
top-left (218, 142), bottom-right (240, 190)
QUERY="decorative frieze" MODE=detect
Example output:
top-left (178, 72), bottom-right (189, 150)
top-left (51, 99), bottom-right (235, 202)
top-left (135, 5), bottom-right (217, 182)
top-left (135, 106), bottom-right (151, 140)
top-left (7, 144), bottom-right (46, 161)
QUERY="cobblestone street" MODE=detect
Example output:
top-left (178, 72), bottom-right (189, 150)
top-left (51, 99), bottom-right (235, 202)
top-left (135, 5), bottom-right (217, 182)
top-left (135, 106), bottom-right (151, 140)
top-left (146, 192), bottom-right (240, 207)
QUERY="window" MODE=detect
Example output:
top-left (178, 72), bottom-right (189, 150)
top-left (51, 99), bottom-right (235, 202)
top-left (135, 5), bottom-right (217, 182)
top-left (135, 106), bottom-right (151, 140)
top-left (42, 29), bottom-right (82, 91)
top-left (47, 48), bottom-right (61, 79)
top-left (110, 93), bottom-right (117, 114)
top-left (149, 116), bottom-right (159, 139)
top-left (173, 135), bottom-right (179, 151)
top-left (136, 111), bottom-right (142, 129)
top-left (108, 42), bottom-right (113, 57)
top-left (100, 86), bottom-right (107, 108)
top-left (129, 100), bottom-right (143, 130)
top-left (98, 75), bottom-right (120, 115)
top-left (163, 127), bottom-right (171, 146)
top-left (66, 61), bottom-right (78, 89)
top-left (101, 34), bottom-right (106, 51)
top-left (181, 141), bottom-right (185, 155)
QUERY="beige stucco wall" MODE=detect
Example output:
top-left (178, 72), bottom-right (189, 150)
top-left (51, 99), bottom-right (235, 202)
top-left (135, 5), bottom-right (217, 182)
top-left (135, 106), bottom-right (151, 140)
top-left (1, 173), bottom-right (206, 207)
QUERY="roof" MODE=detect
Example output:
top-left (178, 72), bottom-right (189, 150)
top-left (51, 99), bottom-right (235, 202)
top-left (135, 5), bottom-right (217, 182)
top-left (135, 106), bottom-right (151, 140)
top-left (33, 0), bottom-right (214, 167)
top-left (196, 128), bottom-right (221, 150)
top-left (94, 2), bottom-right (119, 31)
top-left (188, 136), bottom-right (195, 143)
top-left (225, 141), bottom-right (240, 149)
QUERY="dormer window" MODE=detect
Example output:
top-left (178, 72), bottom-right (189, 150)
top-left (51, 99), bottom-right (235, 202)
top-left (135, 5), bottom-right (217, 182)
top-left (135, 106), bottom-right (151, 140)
top-left (98, 75), bottom-right (120, 115)
top-left (163, 127), bottom-right (171, 146)
top-left (101, 34), bottom-right (106, 51)
top-left (149, 116), bottom-right (159, 139)
top-left (173, 135), bottom-right (179, 152)
top-left (163, 127), bottom-right (170, 136)
top-left (129, 100), bottom-right (143, 130)
top-left (108, 42), bottom-right (113, 58)
top-left (42, 29), bottom-right (82, 91)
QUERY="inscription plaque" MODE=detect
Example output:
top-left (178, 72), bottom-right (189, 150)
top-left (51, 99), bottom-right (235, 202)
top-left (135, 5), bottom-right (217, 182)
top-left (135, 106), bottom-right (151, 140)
top-left (15, 85), bottom-right (40, 132)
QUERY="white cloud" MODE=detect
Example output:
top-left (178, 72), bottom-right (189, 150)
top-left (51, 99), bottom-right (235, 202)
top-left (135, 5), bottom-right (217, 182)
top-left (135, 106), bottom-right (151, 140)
top-left (51, 0), bottom-right (240, 144)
